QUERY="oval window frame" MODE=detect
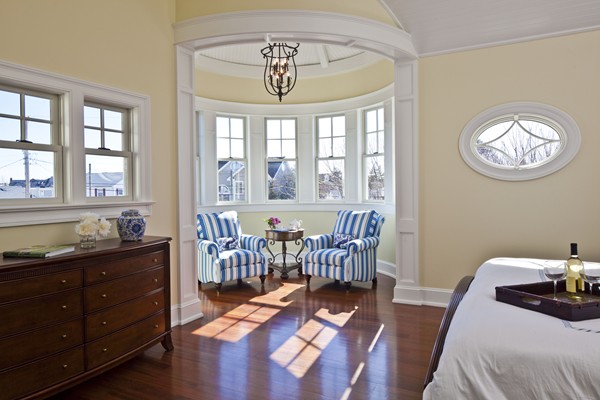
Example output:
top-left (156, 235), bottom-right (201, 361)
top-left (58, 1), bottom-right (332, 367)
top-left (459, 102), bottom-right (581, 181)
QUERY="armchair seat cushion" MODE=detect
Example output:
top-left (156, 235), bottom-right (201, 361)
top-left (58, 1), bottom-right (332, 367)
top-left (304, 248), bottom-right (347, 268)
top-left (219, 248), bottom-right (264, 269)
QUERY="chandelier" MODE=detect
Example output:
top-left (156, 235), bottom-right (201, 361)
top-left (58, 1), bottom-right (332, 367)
top-left (261, 42), bottom-right (300, 102)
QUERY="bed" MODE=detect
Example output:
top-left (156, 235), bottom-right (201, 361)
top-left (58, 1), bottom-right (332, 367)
top-left (423, 257), bottom-right (600, 400)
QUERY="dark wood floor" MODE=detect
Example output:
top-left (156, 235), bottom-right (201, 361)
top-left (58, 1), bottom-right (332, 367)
top-left (50, 273), bottom-right (444, 400)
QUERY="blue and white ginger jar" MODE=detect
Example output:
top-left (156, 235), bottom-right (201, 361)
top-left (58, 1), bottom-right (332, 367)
top-left (117, 209), bottom-right (146, 241)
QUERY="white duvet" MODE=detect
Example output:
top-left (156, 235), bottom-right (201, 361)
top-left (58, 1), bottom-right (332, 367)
top-left (423, 258), bottom-right (600, 400)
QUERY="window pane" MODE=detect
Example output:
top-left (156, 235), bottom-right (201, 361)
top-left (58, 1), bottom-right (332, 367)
top-left (281, 120), bottom-right (295, 139)
top-left (319, 118), bottom-right (331, 138)
top-left (332, 137), bottom-right (345, 157)
top-left (85, 128), bottom-right (102, 149)
top-left (24, 95), bottom-right (50, 121)
top-left (85, 154), bottom-right (127, 197)
top-left (267, 120), bottom-right (280, 138)
top-left (281, 139), bottom-right (296, 158)
top-left (366, 132), bottom-right (378, 154)
top-left (218, 160), bottom-right (246, 202)
top-left (0, 148), bottom-right (55, 198)
top-left (216, 138), bottom-right (230, 158)
top-left (104, 109), bottom-right (122, 131)
top-left (84, 106), bottom-right (101, 127)
top-left (318, 159), bottom-right (344, 200)
top-left (216, 117), bottom-right (229, 137)
top-left (0, 117), bottom-right (20, 141)
top-left (230, 138), bottom-right (244, 158)
top-left (377, 109), bottom-right (384, 130)
top-left (104, 131), bottom-right (123, 151)
top-left (366, 110), bottom-right (377, 133)
top-left (230, 118), bottom-right (244, 138)
top-left (268, 160), bottom-right (296, 200)
top-left (0, 90), bottom-right (20, 116)
top-left (26, 121), bottom-right (52, 144)
top-left (332, 116), bottom-right (345, 135)
top-left (267, 139), bottom-right (280, 158)
top-left (319, 138), bottom-right (331, 157)
top-left (366, 155), bottom-right (384, 201)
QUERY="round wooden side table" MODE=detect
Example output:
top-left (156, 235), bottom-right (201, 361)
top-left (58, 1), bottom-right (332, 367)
top-left (265, 229), bottom-right (305, 279)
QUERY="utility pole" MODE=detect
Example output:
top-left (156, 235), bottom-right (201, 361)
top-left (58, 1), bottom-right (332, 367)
top-left (23, 150), bottom-right (30, 198)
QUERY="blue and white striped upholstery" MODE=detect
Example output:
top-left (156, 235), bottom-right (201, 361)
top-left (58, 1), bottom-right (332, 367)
top-left (197, 212), bottom-right (267, 290)
top-left (304, 210), bottom-right (384, 287)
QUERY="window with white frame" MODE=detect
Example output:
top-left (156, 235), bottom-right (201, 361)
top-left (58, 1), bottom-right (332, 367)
top-left (84, 103), bottom-right (131, 198)
top-left (216, 115), bottom-right (246, 202)
top-left (317, 115), bottom-right (345, 200)
top-left (0, 86), bottom-right (61, 202)
top-left (459, 102), bottom-right (581, 181)
top-left (266, 118), bottom-right (297, 201)
top-left (0, 60), bottom-right (152, 227)
top-left (364, 107), bottom-right (385, 201)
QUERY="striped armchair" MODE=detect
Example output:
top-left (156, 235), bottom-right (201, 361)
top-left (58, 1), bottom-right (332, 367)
top-left (304, 210), bottom-right (384, 291)
top-left (197, 211), bottom-right (267, 292)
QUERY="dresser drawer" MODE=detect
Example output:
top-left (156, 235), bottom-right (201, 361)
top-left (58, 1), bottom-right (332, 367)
top-left (85, 266), bottom-right (164, 313)
top-left (85, 312), bottom-right (166, 370)
top-left (0, 289), bottom-right (83, 337)
top-left (0, 269), bottom-right (82, 303)
top-left (0, 346), bottom-right (84, 400)
top-left (85, 250), bottom-right (164, 284)
top-left (86, 290), bottom-right (165, 341)
top-left (0, 318), bottom-right (83, 371)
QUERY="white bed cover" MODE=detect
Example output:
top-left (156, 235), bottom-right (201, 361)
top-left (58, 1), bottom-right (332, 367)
top-left (423, 258), bottom-right (600, 400)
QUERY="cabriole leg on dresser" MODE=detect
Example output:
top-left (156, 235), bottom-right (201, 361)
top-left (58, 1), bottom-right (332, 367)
top-left (161, 333), bottom-right (174, 351)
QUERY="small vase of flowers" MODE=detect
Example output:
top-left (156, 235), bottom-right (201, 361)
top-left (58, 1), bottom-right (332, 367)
top-left (264, 216), bottom-right (281, 230)
top-left (75, 212), bottom-right (111, 248)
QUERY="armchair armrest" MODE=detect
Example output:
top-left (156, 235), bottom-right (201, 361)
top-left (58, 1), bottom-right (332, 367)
top-left (305, 234), bottom-right (333, 251)
top-left (198, 239), bottom-right (219, 257)
top-left (346, 236), bottom-right (380, 254)
top-left (240, 234), bottom-right (266, 252)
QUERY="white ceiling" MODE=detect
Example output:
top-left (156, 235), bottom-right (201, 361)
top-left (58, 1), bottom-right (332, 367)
top-left (196, 1), bottom-right (600, 77)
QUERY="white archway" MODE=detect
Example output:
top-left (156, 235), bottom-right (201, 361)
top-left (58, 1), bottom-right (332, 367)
top-left (172, 11), bottom-right (420, 324)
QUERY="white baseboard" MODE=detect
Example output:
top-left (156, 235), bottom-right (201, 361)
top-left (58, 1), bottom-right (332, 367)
top-left (171, 298), bottom-right (204, 326)
top-left (392, 285), bottom-right (452, 308)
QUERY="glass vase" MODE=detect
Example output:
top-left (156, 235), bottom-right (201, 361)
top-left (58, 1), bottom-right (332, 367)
top-left (79, 234), bottom-right (96, 249)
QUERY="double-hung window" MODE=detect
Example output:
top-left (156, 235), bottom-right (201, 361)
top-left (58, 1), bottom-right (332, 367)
top-left (216, 116), bottom-right (246, 202)
top-left (266, 118), bottom-right (297, 201)
top-left (84, 103), bottom-right (131, 199)
top-left (364, 107), bottom-right (385, 201)
top-left (0, 86), bottom-right (61, 202)
top-left (317, 115), bottom-right (345, 200)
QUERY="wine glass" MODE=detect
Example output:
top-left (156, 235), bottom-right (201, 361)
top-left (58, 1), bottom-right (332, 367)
top-left (580, 261), bottom-right (600, 296)
top-left (543, 260), bottom-right (567, 300)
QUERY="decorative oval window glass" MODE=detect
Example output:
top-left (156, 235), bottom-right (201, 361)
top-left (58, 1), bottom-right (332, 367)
top-left (459, 103), bottom-right (581, 181)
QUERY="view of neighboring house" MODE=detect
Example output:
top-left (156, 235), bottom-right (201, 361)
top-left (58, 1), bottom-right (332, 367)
top-left (86, 172), bottom-right (124, 197)
top-left (217, 160), bottom-right (245, 202)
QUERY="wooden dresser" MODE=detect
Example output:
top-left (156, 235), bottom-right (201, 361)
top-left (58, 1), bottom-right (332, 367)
top-left (0, 236), bottom-right (173, 400)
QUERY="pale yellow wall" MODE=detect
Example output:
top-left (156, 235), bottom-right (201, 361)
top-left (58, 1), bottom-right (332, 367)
top-left (175, 0), bottom-right (397, 26)
top-left (238, 211), bottom-right (395, 264)
top-left (420, 30), bottom-right (600, 289)
top-left (0, 1), bottom-right (179, 299)
top-left (196, 59), bottom-right (394, 104)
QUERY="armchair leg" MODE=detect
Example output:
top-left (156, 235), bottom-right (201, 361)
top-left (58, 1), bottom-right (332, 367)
top-left (305, 274), bottom-right (312, 285)
top-left (372, 277), bottom-right (378, 285)
top-left (259, 275), bottom-right (266, 285)
top-left (215, 283), bottom-right (222, 292)
top-left (334, 280), bottom-right (340, 286)
top-left (237, 279), bottom-right (243, 287)
top-left (344, 282), bottom-right (351, 292)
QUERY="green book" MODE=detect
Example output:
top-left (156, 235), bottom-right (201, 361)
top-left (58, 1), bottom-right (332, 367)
top-left (2, 245), bottom-right (76, 258)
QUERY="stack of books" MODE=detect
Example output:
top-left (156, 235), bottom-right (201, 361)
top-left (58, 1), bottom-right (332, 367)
top-left (2, 245), bottom-right (76, 258)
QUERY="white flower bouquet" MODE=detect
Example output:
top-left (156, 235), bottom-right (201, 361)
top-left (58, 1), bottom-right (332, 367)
top-left (75, 212), bottom-right (111, 237)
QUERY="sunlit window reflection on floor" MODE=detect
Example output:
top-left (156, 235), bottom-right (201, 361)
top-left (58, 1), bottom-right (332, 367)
top-left (192, 283), bottom-right (305, 342)
top-left (270, 308), bottom-right (357, 378)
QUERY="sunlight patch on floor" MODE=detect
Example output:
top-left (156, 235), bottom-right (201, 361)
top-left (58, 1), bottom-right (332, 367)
top-left (270, 307), bottom-right (357, 378)
top-left (192, 283), bottom-right (305, 342)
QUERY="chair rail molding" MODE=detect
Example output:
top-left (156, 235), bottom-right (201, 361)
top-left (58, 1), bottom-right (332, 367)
top-left (174, 10), bottom-right (420, 309)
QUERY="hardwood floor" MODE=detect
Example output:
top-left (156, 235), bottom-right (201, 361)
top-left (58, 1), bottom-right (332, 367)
top-left (50, 273), bottom-right (444, 400)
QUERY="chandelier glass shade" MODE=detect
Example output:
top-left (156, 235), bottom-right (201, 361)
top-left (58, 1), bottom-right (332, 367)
top-left (261, 42), bottom-right (300, 102)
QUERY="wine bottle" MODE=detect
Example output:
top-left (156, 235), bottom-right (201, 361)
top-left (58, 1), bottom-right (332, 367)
top-left (566, 243), bottom-right (583, 300)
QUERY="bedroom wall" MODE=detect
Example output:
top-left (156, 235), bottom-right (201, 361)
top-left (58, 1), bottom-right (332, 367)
top-left (420, 30), bottom-right (600, 289)
top-left (0, 1), bottom-right (179, 301)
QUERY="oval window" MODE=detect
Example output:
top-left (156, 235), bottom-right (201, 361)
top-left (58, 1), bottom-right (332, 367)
top-left (459, 103), bottom-right (580, 181)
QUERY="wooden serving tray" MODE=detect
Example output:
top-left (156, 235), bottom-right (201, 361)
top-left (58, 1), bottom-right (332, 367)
top-left (495, 280), bottom-right (600, 321)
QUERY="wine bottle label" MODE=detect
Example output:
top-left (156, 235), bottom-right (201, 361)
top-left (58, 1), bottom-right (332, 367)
top-left (566, 276), bottom-right (577, 293)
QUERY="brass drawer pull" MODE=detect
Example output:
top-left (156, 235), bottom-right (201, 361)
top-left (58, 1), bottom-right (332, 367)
top-left (101, 271), bottom-right (107, 276)
top-left (154, 301), bottom-right (159, 306)
top-left (102, 348), bottom-right (108, 352)
top-left (153, 278), bottom-right (158, 283)
top-left (101, 294), bottom-right (107, 298)
top-left (62, 364), bottom-right (68, 369)
top-left (154, 324), bottom-right (159, 328)
top-left (153, 258), bottom-right (158, 263)
top-left (62, 334), bottom-right (67, 339)
top-left (61, 305), bottom-right (68, 310)
top-left (101, 321), bottom-right (107, 326)
top-left (61, 279), bottom-right (67, 284)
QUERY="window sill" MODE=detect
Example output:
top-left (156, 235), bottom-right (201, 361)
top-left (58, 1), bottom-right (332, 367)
top-left (0, 201), bottom-right (154, 228)
top-left (198, 202), bottom-right (394, 215)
